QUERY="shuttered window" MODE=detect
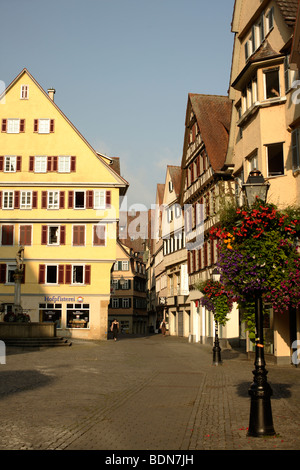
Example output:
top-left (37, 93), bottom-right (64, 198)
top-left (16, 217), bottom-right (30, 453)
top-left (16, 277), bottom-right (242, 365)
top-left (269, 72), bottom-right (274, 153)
top-left (73, 225), bottom-right (85, 246)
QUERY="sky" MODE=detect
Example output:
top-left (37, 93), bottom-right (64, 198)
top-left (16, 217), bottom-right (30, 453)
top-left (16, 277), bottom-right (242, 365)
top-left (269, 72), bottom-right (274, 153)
top-left (1, 0), bottom-right (235, 210)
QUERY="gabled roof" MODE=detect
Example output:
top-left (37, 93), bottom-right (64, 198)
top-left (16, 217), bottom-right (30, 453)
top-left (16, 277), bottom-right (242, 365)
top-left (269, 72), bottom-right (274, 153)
top-left (167, 165), bottom-right (182, 197)
top-left (276, 0), bottom-right (299, 27)
top-left (188, 94), bottom-right (232, 171)
top-left (1, 68), bottom-right (128, 191)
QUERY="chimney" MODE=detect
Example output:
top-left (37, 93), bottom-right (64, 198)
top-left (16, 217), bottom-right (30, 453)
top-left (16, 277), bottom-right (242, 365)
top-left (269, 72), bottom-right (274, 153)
top-left (48, 88), bottom-right (56, 101)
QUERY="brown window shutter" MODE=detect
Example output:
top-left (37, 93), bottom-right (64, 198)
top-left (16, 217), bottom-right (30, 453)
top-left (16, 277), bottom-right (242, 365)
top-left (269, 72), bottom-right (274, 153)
top-left (20, 225), bottom-right (32, 246)
top-left (38, 265), bottom-right (45, 284)
top-left (2, 226), bottom-right (13, 245)
top-left (94, 225), bottom-right (105, 246)
top-left (0, 156), bottom-right (3, 171)
top-left (41, 225), bottom-right (47, 245)
top-left (65, 265), bottom-right (72, 284)
top-left (105, 190), bottom-right (111, 208)
top-left (47, 156), bottom-right (52, 172)
top-left (0, 191), bottom-right (2, 208)
top-left (0, 264), bottom-right (6, 283)
top-left (33, 119), bottom-right (38, 132)
top-left (85, 265), bottom-right (91, 285)
top-left (1, 119), bottom-right (7, 132)
top-left (58, 265), bottom-right (64, 284)
top-left (29, 156), bottom-right (34, 171)
top-left (32, 191), bottom-right (38, 209)
top-left (53, 156), bottom-right (58, 171)
top-left (60, 226), bottom-right (66, 245)
top-left (41, 191), bottom-right (47, 209)
top-left (16, 156), bottom-right (22, 171)
top-left (50, 119), bottom-right (55, 132)
top-left (86, 190), bottom-right (93, 209)
top-left (59, 191), bottom-right (65, 209)
top-left (14, 191), bottom-right (20, 209)
top-left (71, 156), bottom-right (76, 172)
top-left (68, 191), bottom-right (73, 208)
top-left (20, 119), bottom-right (25, 133)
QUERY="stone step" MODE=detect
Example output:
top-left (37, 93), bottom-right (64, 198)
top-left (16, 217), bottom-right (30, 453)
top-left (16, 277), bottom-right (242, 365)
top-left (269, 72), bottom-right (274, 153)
top-left (2, 337), bottom-right (72, 347)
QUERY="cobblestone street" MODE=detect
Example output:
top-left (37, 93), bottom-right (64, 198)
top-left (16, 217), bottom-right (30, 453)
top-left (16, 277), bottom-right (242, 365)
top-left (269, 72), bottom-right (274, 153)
top-left (0, 334), bottom-right (300, 453)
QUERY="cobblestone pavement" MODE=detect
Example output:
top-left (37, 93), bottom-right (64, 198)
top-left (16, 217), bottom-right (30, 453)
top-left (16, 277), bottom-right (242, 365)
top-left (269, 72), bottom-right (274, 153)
top-left (0, 334), bottom-right (300, 452)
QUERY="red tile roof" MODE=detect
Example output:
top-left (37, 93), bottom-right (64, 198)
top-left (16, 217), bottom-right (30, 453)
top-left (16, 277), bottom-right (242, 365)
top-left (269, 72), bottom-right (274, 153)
top-left (188, 94), bottom-right (232, 171)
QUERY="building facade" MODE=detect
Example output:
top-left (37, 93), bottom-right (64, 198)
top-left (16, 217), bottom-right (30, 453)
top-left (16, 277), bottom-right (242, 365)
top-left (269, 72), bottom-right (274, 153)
top-left (0, 69), bottom-right (128, 340)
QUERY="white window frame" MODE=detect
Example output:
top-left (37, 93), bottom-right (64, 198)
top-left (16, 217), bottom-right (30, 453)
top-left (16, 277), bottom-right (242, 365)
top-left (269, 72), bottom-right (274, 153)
top-left (112, 298), bottom-right (119, 308)
top-left (74, 190), bottom-right (85, 209)
top-left (72, 264), bottom-right (85, 285)
top-left (266, 142), bottom-right (285, 177)
top-left (38, 119), bottom-right (50, 134)
top-left (264, 68), bottom-right (281, 100)
top-left (6, 263), bottom-right (17, 284)
top-left (20, 191), bottom-right (32, 209)
top-left (2, 191), bottom-right (14, 209)
top-left (34, 156), bottom-right (47, 173)
top-left (122, 298), bottom-right (130, 308)
top-left (4, 156), bottom-right (17, 172)
top-left (94, 190), bottom-right (106, 209)
top-left (7, 119), bottom-right (20, 134)
top-left (58, 156), bottom-right (71, 173)
top-left (20, 85), bottom-right (29, 99)
top-left (48, 225), bottom-right (60, 245)
top-left (122, 260), bottom-right (129, 271)
top-left (46, 265), bottom-right (58, 285)
top-left (47, 191), bottom-right (59, 209)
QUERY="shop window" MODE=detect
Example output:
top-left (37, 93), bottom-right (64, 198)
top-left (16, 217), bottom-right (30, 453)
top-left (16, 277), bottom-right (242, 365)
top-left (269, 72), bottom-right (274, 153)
top-left (39, 303), bottom-right (62, 328)
top-left (266, 143), bottom-right (284, 176)
top-left (67, 303), bottom-right (90, 328)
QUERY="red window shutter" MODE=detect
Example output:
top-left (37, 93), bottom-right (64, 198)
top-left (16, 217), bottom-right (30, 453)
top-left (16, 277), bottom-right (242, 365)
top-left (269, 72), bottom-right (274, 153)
top-left (32, 191), bottom-right (38, 209)
top-left (86, 190), bottom-right (93, 209)
top-left (50, 119), bottom-right (55, 132)
top-left (0, 264), bottom-right (6, 283)
top-left (16, 156), bottom-right (22, 171)
top-left (1, 119), bottom-right (7, 132)
top-left (39, 265), bottom-right (45, 284)
top-left (71, 156), bottom-right (76, 172)
top-left (187, 252), bottom-right (191, 274)
top-left (41, 191), bottom-right (47, 209)
top-left (20, 119), bottom-right (25, 132)
top-left (65, 265), bottom-right (72, 284)
top-left (59, 191), bottom-right (65, 209)
top-left (58, 265), bottom-right (64, 284)
top-left (85, 265), bottom-right (91, 285)
top-left (14, 191), bottom-right (20, 209)
top-left (68, 191), bottom-right (74, 208)
top-left (0, 156), bottom-right (3, 171)
top-left (94, 224), bottom-right (105, 246)
top-left (105, 190), bottom-right (111, 208)
top-left (197, 156), bottom-right (200, 177)
top-left (0, 191), bottom-right (2, 208)
top-left (41, 225), bottom-right (47, 245)
top-left (60, 226), bottom-right (66, 245)
top-left (73, 226), bottom-right (85, 246)
top-left (2, 226), bottom-right (13, 245)
top-left (29, 156), bottom-right (34, 171)
top-left (33, 119), bottom-right (38, 132)
top-left (47, 156), bottom-right (52, 172)
top-left (20, 226), bottom-right (31, 245)
top-left (53, 156), bottom-right (58, 171)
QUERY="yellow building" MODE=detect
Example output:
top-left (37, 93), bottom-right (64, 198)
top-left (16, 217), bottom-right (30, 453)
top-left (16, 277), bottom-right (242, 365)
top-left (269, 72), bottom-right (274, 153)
top-left (0, 68), bottom-right (128, 340)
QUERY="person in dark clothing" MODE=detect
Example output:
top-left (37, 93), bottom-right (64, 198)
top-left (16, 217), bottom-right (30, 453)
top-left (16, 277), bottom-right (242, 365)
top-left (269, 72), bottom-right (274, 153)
top-left (111, 319), bottom-right (119, 341)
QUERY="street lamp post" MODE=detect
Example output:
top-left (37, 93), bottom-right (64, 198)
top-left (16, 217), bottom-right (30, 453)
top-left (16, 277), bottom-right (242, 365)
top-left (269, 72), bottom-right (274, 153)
top-left (242, 170), bottom-right (275, 437)
top-left (212, 267), bottom-right (222, 366)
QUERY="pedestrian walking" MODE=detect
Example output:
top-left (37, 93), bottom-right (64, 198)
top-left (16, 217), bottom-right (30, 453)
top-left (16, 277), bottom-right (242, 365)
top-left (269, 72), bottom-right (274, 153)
top-left (160, 319), bottom-right (166, 336)
top-left (111, 319), bottom-right (119, 341)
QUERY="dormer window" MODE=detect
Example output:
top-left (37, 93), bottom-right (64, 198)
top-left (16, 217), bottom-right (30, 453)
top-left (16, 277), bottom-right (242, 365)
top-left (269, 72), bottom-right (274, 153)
top-left (20, 85), bottom-right (29, 99)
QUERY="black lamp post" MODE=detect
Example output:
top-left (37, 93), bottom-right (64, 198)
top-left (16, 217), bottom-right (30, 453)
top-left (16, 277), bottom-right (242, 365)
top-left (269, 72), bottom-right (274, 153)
top-left (212, 267), bottom-right (222, 366)
top-left (242, 170), bottom-right (275, 437)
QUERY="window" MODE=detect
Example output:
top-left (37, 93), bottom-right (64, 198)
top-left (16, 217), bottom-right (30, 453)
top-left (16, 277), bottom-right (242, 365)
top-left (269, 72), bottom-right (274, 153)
top-left (39, 303), bottom-right (62, 327)
top-left (122, 298), bottom-right (130, 308)
top-left (7, 119), bottom-right (20, 133)
top-left (48, 226), bottom-right (60, 245)
top-left (48, 191), bottom-right (59, 209)
top-left (20, 85), bottom-right (29, 99)
top-left (34, 156), bottom-right (47, 173)
top-left (122, 261), bottom-right (129, 271)
top-left (4, 156), bottom-right (16, 172)
top-left (74, 191), bottom-right (85, 209)
top-left (266, 143), bottom-right (284, 176)
top-left (94, 190), bottom-right (105, 209)
top-left (38, 119), bottom-right (50, 133)
top-left (19, 225), bottom-right (32, 245)
top-left (46, 265), bottom-right (58, 284)
top-left (2, 225), bottom-right (14, 245)
top-left (3, 191), bottom-right (14, 209)
top-left (66, 303), bottom-right (90, 329)
top-left (73, 225), bottom-right (85, 246)
top-left (266, 7), bottom-right (274, 34)
top-left (72, 265), bottom-right (84, 284)
top-left (93, 224), bottom-right (106, 246)
top-left (264, 69), bottom-right (280, 99)
top-left (292, 128), bottom-right (300, 170)
top-left (20, 191), bottom-right (32, 209)
top-left (6, 264), bottom-right (17, 284)
top-left (58, 156), bottom-right (71, 173)
top-left (111, 298), bottom-right (119, 308)
top-left (248, 153), bottom-right (258, 172)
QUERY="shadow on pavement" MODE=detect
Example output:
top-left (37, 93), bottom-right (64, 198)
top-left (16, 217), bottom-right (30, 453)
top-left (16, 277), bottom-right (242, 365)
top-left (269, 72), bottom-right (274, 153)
top-left (0, 370), bottom-right (53, 400)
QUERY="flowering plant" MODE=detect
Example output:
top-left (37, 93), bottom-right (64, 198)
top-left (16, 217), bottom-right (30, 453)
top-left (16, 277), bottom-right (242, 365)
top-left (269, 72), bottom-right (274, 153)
top-left (195, 278), bottom-right (235, 326)
top-left (210, 199), bottom-right (300, 315)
